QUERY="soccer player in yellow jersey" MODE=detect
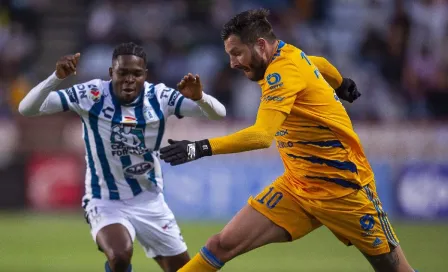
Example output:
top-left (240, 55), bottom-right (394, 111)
top-left (160, 8), bottom-right (416, 272)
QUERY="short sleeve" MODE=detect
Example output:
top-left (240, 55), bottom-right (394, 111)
top-left (259, 58), bottom-right (306, 114)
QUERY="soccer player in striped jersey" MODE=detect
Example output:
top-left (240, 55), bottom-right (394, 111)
top-left (160, 9), bottom-right (417, 272)
top-left (18, 42), bottom-right (226, 272)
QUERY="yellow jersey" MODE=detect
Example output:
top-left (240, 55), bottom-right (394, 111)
top-left (258, 41), bottom-right (374, 199)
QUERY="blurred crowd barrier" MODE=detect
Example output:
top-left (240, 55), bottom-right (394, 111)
top-left (1, 116), bottom-right (448, 221)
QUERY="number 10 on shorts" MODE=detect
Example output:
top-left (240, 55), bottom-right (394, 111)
top-left (256, 187), bottom-right (283, 209)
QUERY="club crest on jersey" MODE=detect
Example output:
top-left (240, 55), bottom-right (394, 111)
top-left (145, 89), bottom-right (155, 99)
top-left (143, 106), bottom-right (155, 120)
top-left (89, 87), bottom-right (102, 103)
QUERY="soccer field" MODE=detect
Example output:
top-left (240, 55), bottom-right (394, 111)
top-left (0, 213), bottom-right (446, 272)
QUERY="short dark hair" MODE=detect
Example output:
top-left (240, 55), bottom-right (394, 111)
top-left (221, 8), bottom-right (276, 44)
top-left (112, 42), bottom-right (147, 64)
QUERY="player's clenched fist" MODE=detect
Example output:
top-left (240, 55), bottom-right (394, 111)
top-left (177, 73), bottom-right (203, 101)
top-left (55, 53), bottom-right (81, 79)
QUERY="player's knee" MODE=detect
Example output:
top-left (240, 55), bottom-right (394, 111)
top-left (106, 245), bottom-right (133, 271)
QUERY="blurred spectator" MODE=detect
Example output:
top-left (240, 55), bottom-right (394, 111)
top-left (1, 0), bottom-right (447, 122)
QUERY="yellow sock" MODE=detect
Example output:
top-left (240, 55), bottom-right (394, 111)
top-left (178, 247), bottom-right (223, 271)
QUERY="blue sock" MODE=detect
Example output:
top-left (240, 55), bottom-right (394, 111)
top-left (105, 261), bottom-right (132, 272)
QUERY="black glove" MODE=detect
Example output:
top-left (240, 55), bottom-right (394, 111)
top-left (335, 78), bottom-right (361, 103)
top-left (159, 139), bottom-right (212, 166)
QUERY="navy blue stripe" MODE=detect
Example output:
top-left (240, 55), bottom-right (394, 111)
top-left (143, 153), bottom-right (157, 187)
top-left (174, 96), bottom-right (185, 119)
top-left (135, 99), bottom-right (157, 187)
top-left (364, 186), bottom-right (398, 246)
top-left (148, 85), bottom-right (165, 150)
top-left (201, 247), bottom-right (224, 268)
top-left (367, 187), bottom-right (398, 245)
top-left (297, 140), bottom-right (344, 148)
top-left (111, 104), bottom-right (143, 196)
top-left (81, 118), bottom-right (101, 199)
top-left (305, 176), bottom-right (361, 189)
top-left (277, 40), bottom-right (285, 50)
top-left (287, 154), bottom-right (358, 173)
top-left (57, 91), bottom-right (69, 111)
top-left (300, 125), bottom-right (330, 130)
top-left (89, 96), bottom-right (119, 200)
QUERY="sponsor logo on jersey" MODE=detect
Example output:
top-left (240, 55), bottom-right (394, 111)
top-left (362, 229), bottom-right (378, 237)
top-left (275, 129), bottom-right (288, 137)
top-left (277, 141), bottom-right (293, 148)
top-left (266, 73), bottom-right (281, 85)
top-left (168, 91), bottom-right (180, 106)
top-left (65, 87), bottom-right (78, 103)
top-left (143, 106), bottom-right (155, 120)
top-left (372, 237), bottom-right (383, 248)
top-left (266, 73), bottom-right (284, 90)
top-left (263, 95), bottom-right (284, 102)
top-left (124, 162), bottom-right (154, 177)
top-left (89, 87), bottom-right (101, 103)
top-left (111, 124), bottom-right (149, 156)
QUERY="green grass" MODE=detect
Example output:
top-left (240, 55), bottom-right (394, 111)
top-left (0, 212), bottom-right (446, 272)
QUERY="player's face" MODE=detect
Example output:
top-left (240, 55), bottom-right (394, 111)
top-left (109, 55), bottom-right (147, 104)
top-left (224, 35), bottom-right (267, 81)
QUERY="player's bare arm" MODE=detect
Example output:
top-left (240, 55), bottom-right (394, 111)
top-left (18, 53), bottom-right (81, 116)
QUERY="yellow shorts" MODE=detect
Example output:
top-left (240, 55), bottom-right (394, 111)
top-left (248, 176), bottom-right (399, 256)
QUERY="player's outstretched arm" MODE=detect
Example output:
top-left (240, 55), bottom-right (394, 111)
top-left (159, 108), bottom-right (286, 166)
top-left (309, 56), bottom-right (361, 103)
top-left (18, 53), bottom-right (80, 116)
top-left (176, 73), bottom-right (226, 120)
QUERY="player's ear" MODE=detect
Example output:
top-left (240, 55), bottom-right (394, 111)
top-left (256, 38), bottom-right (265, 51)
top-left (109, 67), bottom-right (113, 79)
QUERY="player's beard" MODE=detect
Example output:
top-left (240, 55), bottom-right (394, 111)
top-left (247, 48), bottom-right (268, 82)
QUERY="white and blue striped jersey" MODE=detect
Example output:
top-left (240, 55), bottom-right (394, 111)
top-left (55, 79), bottom-right (194, 200)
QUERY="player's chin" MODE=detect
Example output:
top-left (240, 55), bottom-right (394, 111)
top-left (120, 92), bottom-right (137, 104)
top-left (243, 70), bottom-right (254, 79)
top-left (245, 71), bottom-right (260, 82)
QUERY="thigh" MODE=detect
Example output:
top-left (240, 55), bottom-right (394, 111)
top-left (84, 199), bottom-right (136, 246)
top-left (216, 177), bottom-right (322, 258)
top-left (311, 181), bottom-right (399, 256)
top-left (247, 177), bottom-right (322, 243)
top-left (97, 223), bottom-right (134, 259)
top-left (128, 196), bottom-right (187, 259)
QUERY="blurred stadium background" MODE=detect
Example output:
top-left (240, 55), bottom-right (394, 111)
top-left (1, 0), bottom-right (448, 271)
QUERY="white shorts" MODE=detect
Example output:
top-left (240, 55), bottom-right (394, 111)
top-left (83, 190), bottom-right (187, 258)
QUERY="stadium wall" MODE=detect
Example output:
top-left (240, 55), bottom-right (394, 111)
top-left (2, 118), bottom-right (448, 221)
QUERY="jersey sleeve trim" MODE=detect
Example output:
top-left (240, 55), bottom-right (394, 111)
top-left (57, 90), bottom-right (69, 112)
top-left (174, 96), bottom-right (185, 119)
